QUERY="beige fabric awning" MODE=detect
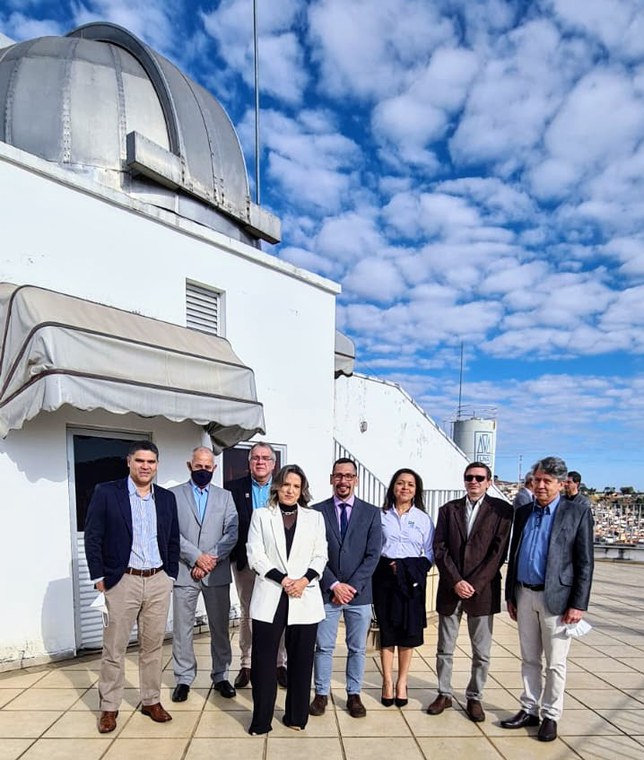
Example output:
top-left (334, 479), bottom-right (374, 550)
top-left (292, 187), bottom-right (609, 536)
top-left (0, 283), bottom-right (265, 451)
top-left (334, 330), bottom-right (355, 378)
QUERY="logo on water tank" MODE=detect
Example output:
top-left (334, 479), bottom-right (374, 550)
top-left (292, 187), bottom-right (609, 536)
top-left (474, 430), bottom-right (493, 467)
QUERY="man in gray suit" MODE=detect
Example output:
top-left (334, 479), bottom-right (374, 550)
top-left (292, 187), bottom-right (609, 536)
top-left (171, 447), bottom-right (239, 702)
top-left (502, 456), bottom-right (593, 742)
top-left (309, 458), bottom-right (381, 719)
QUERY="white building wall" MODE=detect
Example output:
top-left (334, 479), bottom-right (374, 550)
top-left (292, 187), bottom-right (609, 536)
top-left (0, 144), bottom-right (339, 665)
top-left (334, 374), bottom-right (470, 491)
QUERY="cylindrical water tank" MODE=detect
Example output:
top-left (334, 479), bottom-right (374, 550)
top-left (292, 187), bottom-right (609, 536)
top-left (453, 417), bottom-right (497, 475)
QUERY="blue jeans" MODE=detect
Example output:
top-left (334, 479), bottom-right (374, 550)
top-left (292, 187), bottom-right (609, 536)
top-left (313, 602), bottom-right (372, 696)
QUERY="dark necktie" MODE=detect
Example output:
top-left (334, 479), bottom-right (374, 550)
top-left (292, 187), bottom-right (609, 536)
top-left (339, 502), bottom-right (348, 540)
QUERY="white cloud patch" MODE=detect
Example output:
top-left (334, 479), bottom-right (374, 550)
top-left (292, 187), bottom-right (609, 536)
top-left (308, 0), bottom-right (456, 100)
top-left (201, 0), bottom-right (307, 103)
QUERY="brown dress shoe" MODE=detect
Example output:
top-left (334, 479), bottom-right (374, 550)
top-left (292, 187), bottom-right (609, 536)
top-left (98, 710), bottom-right (118, 734)
top-left (347, 693), bottom-right (367, 718)
top-left (426, 694), bottom-right (452, 715)
top-left (466, 699), bottom-right (485, 722)
top-left (141, 702), bottom-right (172, 722)
top-left (234, 667), bottom-right (251, 688)
top-left (309, 694), bottom-right (328, 716)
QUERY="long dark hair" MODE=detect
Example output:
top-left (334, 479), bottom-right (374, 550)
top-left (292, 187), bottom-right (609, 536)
top-left (383, 468), bottom-right (426, 512)
top-left (269, 464), bottom-right (312, 507)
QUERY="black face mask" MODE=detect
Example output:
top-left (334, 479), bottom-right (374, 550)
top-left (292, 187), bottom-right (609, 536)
top-left (191, 468), bottom-right (213, 488)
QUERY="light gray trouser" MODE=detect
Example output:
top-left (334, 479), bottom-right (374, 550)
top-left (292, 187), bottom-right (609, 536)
top-left (436, 603), bottom-right (493, 701)
top-left (172, 582), bottom-right (232, 684)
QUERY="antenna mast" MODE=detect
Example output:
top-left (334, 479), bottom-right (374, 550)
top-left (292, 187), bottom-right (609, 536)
top-left (253, 0), bottom-right (261, 204)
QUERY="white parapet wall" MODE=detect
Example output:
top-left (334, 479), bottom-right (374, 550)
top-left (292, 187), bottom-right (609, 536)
top-left (334, 373), bottom-right (471, 491)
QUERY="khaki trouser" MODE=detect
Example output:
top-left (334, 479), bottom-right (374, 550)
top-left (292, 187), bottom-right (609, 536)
top-left (99, 571), bottom-right (173, 711)
top-left (516, 586), bottom-right (572, 721)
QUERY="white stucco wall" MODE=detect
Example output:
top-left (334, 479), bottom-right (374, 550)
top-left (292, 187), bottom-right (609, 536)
top-left (0, 143), bottom-right (339, 665)
top-left (334, 374), bottom-right (470, 491)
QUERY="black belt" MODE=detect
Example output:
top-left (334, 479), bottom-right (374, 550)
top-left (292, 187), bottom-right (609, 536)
top-left (126, 566), bottom-right (163, 577)
top-left (519, 581), bottom-right (544, 591)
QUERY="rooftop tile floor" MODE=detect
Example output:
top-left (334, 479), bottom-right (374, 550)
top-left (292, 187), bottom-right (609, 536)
top-left (1, 560), bottom-right (642, 759)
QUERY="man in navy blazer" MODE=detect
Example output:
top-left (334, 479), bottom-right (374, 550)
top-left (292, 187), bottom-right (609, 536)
top-left (309, 457), bottom-right (382, 719)
top-left (502, 456), bottom-right (593, 743)
top-left (84, 440), bottom-right (180, 735)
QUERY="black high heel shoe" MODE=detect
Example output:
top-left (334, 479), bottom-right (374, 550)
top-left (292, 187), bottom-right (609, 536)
top-left (381, 684), bottom-right (394, 707)
top-left (395, 685), bottom-right (408, 707)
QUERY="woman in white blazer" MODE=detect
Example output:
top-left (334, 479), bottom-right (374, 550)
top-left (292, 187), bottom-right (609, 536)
top-left (246, 464), bottom-right (327, 735)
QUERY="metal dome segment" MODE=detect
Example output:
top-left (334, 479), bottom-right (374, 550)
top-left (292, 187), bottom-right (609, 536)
top-left (0, 22), bottom-right (280, 244)
top-left (68, 22), bottom-right (279, 243)
top-left (68, 22), bottom-right (182, 157)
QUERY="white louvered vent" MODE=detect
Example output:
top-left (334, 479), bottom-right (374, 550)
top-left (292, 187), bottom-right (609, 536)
top-left (186, 281), bottom-right (220, 335)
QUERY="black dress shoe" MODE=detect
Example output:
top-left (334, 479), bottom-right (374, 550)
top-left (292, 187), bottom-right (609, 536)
top-left (500, 709), bottom-right (540, 729)
top-left (277, 666), bottom-right (288, 688)
top-left (234, 667), bottom-right (251, 688)
top-left (213, 680), bottom-right (236, 699)
top-left (171, 683), bottom-right (190, 702)
top-left (538, 717), bottom-right (557, 742)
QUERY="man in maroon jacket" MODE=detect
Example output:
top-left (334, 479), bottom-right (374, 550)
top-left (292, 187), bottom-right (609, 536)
top-left (426, 461), bottom-right (513, 723)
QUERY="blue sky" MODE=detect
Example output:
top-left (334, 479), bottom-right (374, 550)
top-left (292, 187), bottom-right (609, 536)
top-left (2, 0), bottom-right (643, 489)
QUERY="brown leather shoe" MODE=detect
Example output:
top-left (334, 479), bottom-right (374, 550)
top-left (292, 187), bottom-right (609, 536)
top-left (141, 702), bottom-right (172, 722)
top-left (309, 694), bottom-right (328, 716)
top-left (466, 699), bottom-right (485, 722)
top-left (234, 667), bottom-right (251, 688)
top-left (426, 694), bottom-right (452, 715)
top-left (347, 693), bottom-right (367, 718)
top-left (98, 710), bottom-right (118, 733)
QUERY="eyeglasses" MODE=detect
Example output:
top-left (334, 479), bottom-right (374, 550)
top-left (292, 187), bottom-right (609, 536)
top-left (250, 456), bottom-right (274, 463)
top-left (464, 474), bottom-right (487, 483)
top-left (332, 473), bottom-right (357, 481)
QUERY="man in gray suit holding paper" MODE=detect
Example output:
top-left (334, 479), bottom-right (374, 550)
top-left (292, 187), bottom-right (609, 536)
top-left (309, 457), bottom-right (381, 719)
top-left (502, 456), bottom-right (593, 742)
top-left (171, 447), bottom-right (238, 702)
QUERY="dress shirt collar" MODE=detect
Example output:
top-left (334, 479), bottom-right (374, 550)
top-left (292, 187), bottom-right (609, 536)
top-left (127, 475), bottom-right (154, 500)
top-left (190, 480), bottom-right (210, 495)
top-left (533, 494), bottom-right (560, 515)
top-left (333, 494), bottom-right (356, 508)
top-left (465, 494), bottom-right (485, 510)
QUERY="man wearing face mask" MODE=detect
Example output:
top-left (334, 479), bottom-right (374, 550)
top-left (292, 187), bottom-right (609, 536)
top-left (171, 447), bottom-right (239, 702)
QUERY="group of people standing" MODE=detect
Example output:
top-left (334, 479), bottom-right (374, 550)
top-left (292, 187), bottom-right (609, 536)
top-left (85, 442), bottom-right (593, 745)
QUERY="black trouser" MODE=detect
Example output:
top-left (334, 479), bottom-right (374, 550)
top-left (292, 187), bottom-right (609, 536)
top-left (249, 592), bottom-right (318, 733)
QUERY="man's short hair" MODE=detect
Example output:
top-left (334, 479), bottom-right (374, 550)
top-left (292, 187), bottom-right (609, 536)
top-left (127, 440), bottom-right (159, 459)
top-left (332, 457), bottom-right (357, 473)
top-left (532, 456), bottom-right (567, 481)
top-left (524, 473), bottom-right (534, 487)
top-left (248, 442), bottom-right (277, 461)
top-left (567, 471), bottom-right (582, 484)
top-left (464, 461), bottom-right (492, 480)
